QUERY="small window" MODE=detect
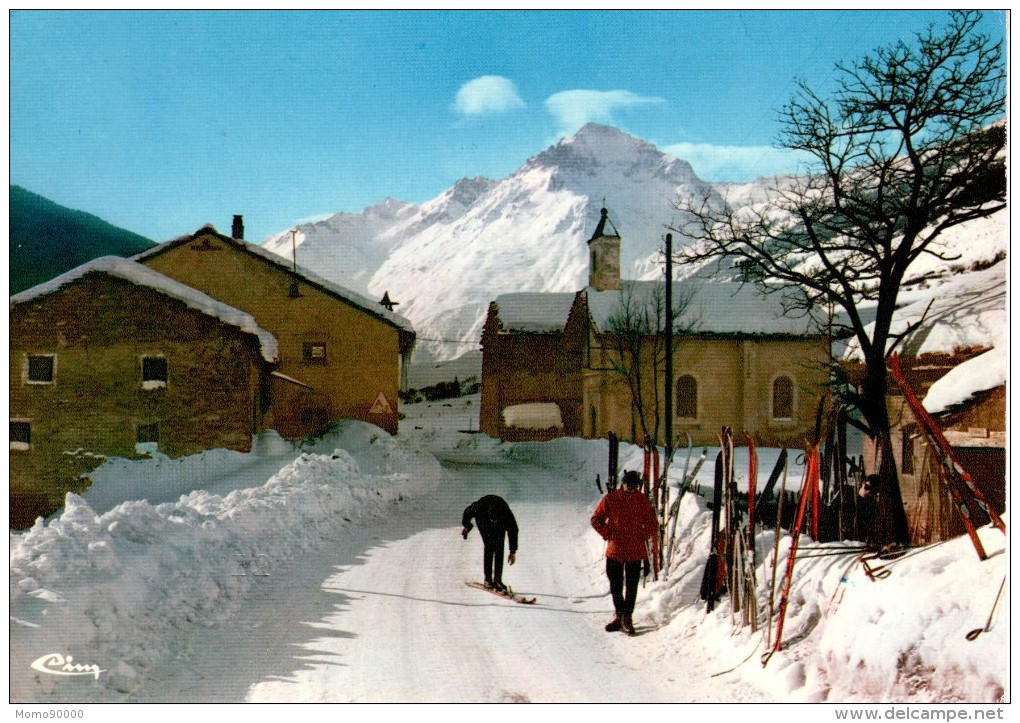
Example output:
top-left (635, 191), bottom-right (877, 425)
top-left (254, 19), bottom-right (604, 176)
top-left (676, 375), bottom-right (698, 419)
top-left (142, 356), bottom-right (168, 390)
top-left (301, 407), bottom-right (330, 427)
top-left (901, 424), bottom-right (916, 475)
top-left (772, 376), bottom-right (794, 420)
top-left (136, 422), bottom-right (159, 455)
top-left (27, 355), bottom-right (55, 384)
top-left (10, 420), bottom-right (31, 451)
top-left (303, 342), bottom-right (327, 365)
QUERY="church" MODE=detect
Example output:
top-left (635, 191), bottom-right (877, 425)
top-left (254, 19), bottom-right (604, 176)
top-left (479, 209), bottom-right (831, 448)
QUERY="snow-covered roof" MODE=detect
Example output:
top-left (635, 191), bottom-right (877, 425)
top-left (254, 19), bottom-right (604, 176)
top-left (923, 345), bottom-right (1006, 415)
top-left (10, 256), bottom-right (280, 363)
top-left (587, 279), bottom-right (823, 337)
top-left (134, 225), bottom-right (416, 337)
top-left (491, 292), bottom-right (577, 333)
top-left (842, 262), bottom-right (1006, 362)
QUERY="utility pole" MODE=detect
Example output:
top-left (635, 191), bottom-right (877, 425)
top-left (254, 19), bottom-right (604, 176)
top-left (291, 229), bottom-right (298, 272)
top-left (664, 233), bottom-right (673, 465)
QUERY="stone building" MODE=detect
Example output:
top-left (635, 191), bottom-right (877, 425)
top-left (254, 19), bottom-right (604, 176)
top-left (136, 220), bottom-right (416, 438)
top-left (9, 257), bottom-right (279, 527)
top-left (480, 209), bottom-right (830, 447)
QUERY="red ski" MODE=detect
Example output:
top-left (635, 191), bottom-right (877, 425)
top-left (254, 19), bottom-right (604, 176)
top-left (888, 353), bottom-right (1005, 560)
top-left (466, 581), bottom-right (536, 605)
top-left (764, 444), bottom-right (818, 666)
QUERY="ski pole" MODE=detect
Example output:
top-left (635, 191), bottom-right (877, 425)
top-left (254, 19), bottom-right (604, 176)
top-left (966, 575), bottom-right (1005, 641)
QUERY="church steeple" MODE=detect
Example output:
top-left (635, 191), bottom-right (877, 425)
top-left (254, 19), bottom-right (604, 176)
top-left (587, 207), bottom-right (621, 291)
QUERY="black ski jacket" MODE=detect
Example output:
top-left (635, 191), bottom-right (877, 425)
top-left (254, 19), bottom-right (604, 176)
top-left (462, 495), bottom-right (519, 553)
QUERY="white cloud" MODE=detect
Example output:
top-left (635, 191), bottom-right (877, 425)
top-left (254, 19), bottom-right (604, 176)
top-left (544, 90), bottom-right (665, 133)
top-left (453, 76), bottom-right (526, 116)
top-left (662, 141), bottom-right (810, 182)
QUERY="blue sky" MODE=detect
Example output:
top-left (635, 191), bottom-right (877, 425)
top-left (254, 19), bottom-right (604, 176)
top-left (10, 10), bottom-right (1007, 243)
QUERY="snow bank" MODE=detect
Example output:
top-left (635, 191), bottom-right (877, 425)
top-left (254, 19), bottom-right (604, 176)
top-left (644, 485), bottom-right (1007, 703)
top-left (9, 422), bottom-right (441, 700)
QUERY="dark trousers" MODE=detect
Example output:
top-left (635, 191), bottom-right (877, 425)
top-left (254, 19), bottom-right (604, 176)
top-left (606, 558), bottom-right (641, 615)
top-left (481, 531), bottom-right (506, 584)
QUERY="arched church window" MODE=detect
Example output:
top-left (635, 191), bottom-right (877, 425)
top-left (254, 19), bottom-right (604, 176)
top-left (772, 376), bottom-right (794, 420)
top-left (676, 375), bottom-right (697, 419)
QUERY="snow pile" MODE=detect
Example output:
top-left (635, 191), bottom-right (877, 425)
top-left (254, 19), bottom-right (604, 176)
top-left (10, 421), bottom-right (441, 700)
top-left (648, 484), bottom-right (1007, 702)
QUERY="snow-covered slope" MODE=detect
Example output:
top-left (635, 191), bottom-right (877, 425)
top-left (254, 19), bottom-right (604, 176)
top-left (260, 124), bottom-right (724, 362)
top-left (258, 124), bottom-right (1006, 367)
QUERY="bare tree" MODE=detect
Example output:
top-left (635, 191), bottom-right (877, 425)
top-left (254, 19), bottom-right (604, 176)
top-left (671, 11), bottom-right (1005, 545)
top-left (605, 281), bottom-right (697, 447)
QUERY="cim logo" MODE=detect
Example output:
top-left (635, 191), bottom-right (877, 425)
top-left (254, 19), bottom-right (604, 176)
top-left (30, 653), bottom-right (105, 680)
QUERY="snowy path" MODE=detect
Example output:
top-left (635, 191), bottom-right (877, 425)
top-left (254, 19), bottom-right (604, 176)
top-left (128, 447), bottom-right (770, 703)
top-left (246, 456), bottom-right (680, 703)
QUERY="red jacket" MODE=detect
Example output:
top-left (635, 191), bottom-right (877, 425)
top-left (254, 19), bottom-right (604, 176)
top-left (591, 488), bottom-right (658, 562)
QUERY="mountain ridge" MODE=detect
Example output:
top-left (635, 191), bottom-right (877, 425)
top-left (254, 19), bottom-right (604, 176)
top-left (9, 185), bottom-right (156, 294)
top-left (261, 124), bottom-right (730, 363)
top-left (257, 123), bottom-right (1006, 366)
top-left (11, 123), bottom-right (1004, 374)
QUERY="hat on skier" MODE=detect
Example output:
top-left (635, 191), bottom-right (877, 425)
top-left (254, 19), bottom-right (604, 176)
top-left (622, 470), bottom-right (642, 488)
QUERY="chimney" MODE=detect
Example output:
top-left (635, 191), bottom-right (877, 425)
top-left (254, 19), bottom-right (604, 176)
top-left (232, 215), bottom-right (244, 240)
top-left (587, 207), bottom-right (621, 291)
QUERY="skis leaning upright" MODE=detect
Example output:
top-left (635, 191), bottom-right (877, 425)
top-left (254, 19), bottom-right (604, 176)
top-left (754, 448), bottom-right (788, 525)
top-left (888, 353), bottom-right (1006, 560)
top-left (700, 447), bottom-right (726, 612)
top-left (764, 444), bottom-right (819, 666)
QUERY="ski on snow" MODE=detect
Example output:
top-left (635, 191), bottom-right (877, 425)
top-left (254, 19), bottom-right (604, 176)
top-left (466, 581), bottom-right (537, 605)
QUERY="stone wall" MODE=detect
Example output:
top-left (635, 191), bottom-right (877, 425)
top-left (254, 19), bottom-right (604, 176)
top-left (10, 273), bottom-right (265, 527)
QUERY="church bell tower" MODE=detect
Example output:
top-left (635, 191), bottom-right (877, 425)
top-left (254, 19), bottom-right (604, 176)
top-left (587, 207), bottom-right (621, 291)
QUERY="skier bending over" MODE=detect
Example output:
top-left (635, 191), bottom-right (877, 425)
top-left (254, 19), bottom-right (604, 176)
top-left (590, 470), bottom-right (658, 635)
top-left (462, 495), bottom-right (518, 594)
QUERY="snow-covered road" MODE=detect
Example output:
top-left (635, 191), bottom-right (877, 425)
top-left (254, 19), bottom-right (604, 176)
top-left (131, 449), bottom-right (767, 703)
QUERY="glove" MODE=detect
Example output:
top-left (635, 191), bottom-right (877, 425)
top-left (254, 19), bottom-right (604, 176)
top-left (508, 552), bottom-right (516, 566)
top-left (461, 527), bottom-right (470, 539)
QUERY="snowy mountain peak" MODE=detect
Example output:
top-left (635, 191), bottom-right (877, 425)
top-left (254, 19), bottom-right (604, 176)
top-left (558, 122), bottom-right (660, 158)
top-left (256, 125), bottom-right (725, 363)
top-left (531, 123), bottom-right (696, 181)
top-left (256, 124), bottom-right (1005, 368)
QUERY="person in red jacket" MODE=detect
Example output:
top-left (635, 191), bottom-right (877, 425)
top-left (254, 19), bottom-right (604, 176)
top-left (590, 469), bottom-right (658, 635)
